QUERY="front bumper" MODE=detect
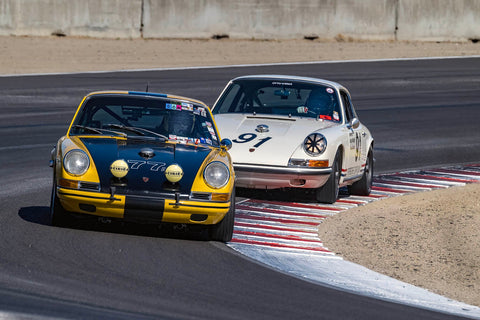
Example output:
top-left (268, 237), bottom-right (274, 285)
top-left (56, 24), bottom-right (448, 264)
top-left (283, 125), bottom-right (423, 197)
top-left (233, 163), bottom-right (332, 189)
top-left (57, 187), bottom-right (230, 225)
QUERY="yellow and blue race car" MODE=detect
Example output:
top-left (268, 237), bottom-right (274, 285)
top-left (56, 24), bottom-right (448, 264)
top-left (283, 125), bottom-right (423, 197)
top-left (49, 91), bottom-right (235, 242)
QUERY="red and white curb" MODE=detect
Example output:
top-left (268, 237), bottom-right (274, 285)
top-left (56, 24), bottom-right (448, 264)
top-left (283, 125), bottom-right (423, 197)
top-left (227, 164), bottom-right (480, 319)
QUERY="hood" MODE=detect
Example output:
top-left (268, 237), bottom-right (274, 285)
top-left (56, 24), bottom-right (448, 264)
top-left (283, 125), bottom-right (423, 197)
top-left (80, 137), bottom-right (212, 195)
top-left (214, 114), bottom-right (335, 166)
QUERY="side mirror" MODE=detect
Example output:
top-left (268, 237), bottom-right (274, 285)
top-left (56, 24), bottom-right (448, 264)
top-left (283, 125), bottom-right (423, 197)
top-left (220, 138), bottom-right (233, 151)
top-left (349, 118), bottom-right (360, 129)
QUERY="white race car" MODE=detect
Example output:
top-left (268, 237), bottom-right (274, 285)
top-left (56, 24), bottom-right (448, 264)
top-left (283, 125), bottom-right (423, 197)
top-left (211, 75), bottom-right (374, 203)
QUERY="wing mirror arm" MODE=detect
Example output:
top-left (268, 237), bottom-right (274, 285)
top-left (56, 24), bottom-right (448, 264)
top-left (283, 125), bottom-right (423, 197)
top-left (348, 118), bottom-right (360, 130)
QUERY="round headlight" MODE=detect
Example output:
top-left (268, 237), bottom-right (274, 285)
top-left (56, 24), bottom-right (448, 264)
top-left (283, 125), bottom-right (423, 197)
top-left (204, 161), bottom-right (230, 189)
top-left (304, 133), bottom-right (327, 156)
top-left (63, 149), bottom-right (90, 176)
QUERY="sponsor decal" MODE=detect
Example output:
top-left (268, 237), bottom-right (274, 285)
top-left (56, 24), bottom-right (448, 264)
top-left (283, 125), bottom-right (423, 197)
top-left (333, 111), bottom-right (340, 121)
top-left (110, 159), bottom-right (129, 178)
top-left (165, 103), bottom-right (177, 110)
top-left (181, 103), bottom-right (193, 111)
top-left (165, 164), bottom-right (184, 183)
top-left (272, 81), bottom-right (293, 86)
top-left (326, 88), bottom-right (334, 94)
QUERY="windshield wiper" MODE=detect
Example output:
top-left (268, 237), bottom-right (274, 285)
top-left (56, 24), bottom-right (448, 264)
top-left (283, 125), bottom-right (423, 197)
top-left (72, 125), bottom-right (127, 137)
top-left (105, 124), bottom-right (168, 140)
top-left (72, 125), bottom-right (102, 134)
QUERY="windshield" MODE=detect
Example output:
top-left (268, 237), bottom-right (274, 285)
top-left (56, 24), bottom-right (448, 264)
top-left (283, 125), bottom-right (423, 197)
top-left (70, 95), bottom-right (219, 146)
top-left (213, 79), bottom-right (342, 122)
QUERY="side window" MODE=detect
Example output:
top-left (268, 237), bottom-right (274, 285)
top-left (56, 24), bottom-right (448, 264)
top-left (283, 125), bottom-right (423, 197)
top-left (213, 84), bottom-right (241, 114)
top-left (340, 90), bottom-right (356, 122)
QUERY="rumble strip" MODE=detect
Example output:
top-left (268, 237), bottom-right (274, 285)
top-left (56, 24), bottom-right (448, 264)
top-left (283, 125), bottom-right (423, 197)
top-left (227, 164), bottom-right (480, 319)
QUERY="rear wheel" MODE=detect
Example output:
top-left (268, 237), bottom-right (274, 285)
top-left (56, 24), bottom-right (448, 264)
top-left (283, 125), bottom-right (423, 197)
top-left (50, 184), bottom-right (74, 227)
top-left (348, 149), bottom-right (374, 196)
top-left (210, 189), bottom-right (235, 242)
top-left (316, 150), bottom-right (341, 204)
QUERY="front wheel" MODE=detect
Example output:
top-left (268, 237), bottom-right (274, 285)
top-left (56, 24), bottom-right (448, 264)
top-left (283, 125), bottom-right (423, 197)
top-left (50, 184), bottom-right (74, 227)
top-left (210, 189), bottom-right (235, 242)
top-left (348, 149), bottom-right (374, 196)
top-left (315, 150), bottom-right (341, 204)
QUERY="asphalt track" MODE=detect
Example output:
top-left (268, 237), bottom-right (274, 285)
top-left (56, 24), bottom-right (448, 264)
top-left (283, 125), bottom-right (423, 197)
top-left (0, 57), bottom-right (479, 319)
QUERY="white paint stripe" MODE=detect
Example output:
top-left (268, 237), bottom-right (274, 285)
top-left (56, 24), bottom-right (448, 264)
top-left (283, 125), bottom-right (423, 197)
top-left (424, 170), bottom-right (480, 180)
top-left (234, 222), bottom-right (318, 236)
top-left (387, 176), bottom-right (461, 187)
top-left (373, 182), bottom-right (432, 191)
top-left (237, 209), bottom-right (325, 224)
top-left (229, 242), bottom-right (337, 256)
top-left (234, 226), bottom-right (321, 240)
top-left (233, 234), bottom-right (325, 248)
top-left (234, 217), bottom-right (319, 233)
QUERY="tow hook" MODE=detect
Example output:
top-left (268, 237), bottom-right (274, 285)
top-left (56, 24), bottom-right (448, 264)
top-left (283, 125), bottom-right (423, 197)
top-left (174, 192), bottom-right (181, 207)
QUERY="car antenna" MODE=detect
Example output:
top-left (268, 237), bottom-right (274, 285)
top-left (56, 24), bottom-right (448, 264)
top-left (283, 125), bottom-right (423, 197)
top-left (145, 82), bottom-right (150, 92)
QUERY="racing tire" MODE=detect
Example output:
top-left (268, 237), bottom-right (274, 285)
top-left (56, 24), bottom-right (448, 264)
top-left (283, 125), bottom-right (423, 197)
top-left (348, 149), bottom-right (374, 196)
top-left (50, 184), bottom-right (74, 227)
top-left (315, 150), bottom-right (341, 204)
top-left (210, 189), bottom-right (235, 242)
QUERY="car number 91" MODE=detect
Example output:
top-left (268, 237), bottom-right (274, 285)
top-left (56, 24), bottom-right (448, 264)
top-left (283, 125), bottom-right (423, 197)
top-left (233, 133), bottom-right (272, 148)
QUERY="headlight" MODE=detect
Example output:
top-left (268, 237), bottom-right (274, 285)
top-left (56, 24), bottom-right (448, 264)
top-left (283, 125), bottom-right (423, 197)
top-left (63, 149), bottom-right (90, 176)
top-left (204, 161), bottom-right (230, 189)
top-left (304, 133), bottom-right (327, 156)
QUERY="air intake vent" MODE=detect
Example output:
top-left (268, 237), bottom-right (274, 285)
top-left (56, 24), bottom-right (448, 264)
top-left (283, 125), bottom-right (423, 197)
top-left (79, 182), bottom-right (100, 191)
top-left (190, 192), bottom-right (211, 201)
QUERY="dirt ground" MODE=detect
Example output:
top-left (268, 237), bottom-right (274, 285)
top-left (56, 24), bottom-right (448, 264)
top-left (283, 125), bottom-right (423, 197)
top-left (1, 35), bottom-right (479, 307)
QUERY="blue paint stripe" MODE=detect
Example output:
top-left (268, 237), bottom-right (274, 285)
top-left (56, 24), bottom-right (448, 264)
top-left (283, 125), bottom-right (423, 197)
top-left (128, 91), bottom-right (168, 98)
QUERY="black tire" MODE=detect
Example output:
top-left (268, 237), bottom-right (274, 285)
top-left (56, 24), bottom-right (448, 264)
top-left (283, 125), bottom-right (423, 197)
top-left (348, 149), bottom-right (374, 196)
top-left (210, 189), bottom-right (235, 242)
top-left (50, 184), bottom-right (73, 227)
top-left (316, 150), bottom-right (341, 204)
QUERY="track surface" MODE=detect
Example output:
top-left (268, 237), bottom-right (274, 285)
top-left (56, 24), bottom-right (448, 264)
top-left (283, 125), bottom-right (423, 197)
top-left (0, 58), bottom-right (479, 319)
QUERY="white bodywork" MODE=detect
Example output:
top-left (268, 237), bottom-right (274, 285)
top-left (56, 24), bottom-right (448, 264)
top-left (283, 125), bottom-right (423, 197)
top-left (212, 75), bottom-right (373, 190)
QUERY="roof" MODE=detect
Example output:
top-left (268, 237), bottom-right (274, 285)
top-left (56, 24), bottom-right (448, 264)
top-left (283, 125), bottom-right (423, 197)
top-left (230, 75), bottom-right (345, 90)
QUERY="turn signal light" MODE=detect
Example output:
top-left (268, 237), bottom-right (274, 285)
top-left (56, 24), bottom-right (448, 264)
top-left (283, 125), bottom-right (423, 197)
top-left (211, 193), bottom-right (230, 201)
top-left (59, 179), bottom-right (79, 189)
top-left (308, 160), bottom-right (329, 167)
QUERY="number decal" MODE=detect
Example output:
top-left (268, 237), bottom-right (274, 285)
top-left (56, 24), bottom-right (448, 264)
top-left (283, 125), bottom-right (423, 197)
top-left (355, 132), bottom-right (362, 162)
top-left (233, 133), bottom-right (257, 143)
top-left (233, 133), bottom-right (272, 148)
top-left (128, 160), bottom-right (146, 169)
top-left (127, 160), bottom-right (166, 171)
top-left (253, 137), bottom-right (272, 148)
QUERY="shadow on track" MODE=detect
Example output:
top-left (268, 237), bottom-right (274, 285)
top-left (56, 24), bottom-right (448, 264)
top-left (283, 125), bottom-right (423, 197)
top-left (18, 206), bottom-right (210, 241)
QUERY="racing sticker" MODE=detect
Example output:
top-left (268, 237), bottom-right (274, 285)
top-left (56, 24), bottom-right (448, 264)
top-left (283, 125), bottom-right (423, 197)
top-left (333, 111), bottom-right (340, 121)
top-left (194, 107), bottom-right (207, 117)
top-left (181, 103), bottom-right (193, 111)
top-left (165, 103), bottom-right (178, 111)
top-left (326, 88), bottom-right (334, 94)
top-left (297, 106), bottom-right (308, 114)
top-left (272, 81), bottom-right (293, 86)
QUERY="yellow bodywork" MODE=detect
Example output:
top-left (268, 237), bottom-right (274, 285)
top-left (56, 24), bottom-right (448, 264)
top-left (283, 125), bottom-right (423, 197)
top-left (53, 91), bottom-right (235, 226)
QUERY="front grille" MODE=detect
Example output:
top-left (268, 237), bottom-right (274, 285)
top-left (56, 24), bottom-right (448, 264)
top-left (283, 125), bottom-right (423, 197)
top-left (190, 192), bottom-right (211, 201)
top-left (79, 182), bottom-right (100, 191)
